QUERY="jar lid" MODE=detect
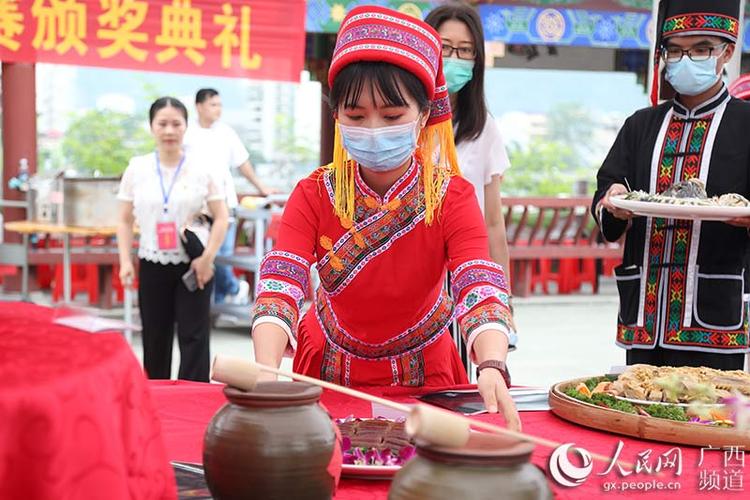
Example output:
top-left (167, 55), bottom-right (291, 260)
top-left (416, 431), bottom-right (535, 467)
top-left (224, 381), bottom-right (322, 408)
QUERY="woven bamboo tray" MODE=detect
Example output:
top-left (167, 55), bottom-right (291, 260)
top-left (549, 377), bottom-right (750, 448)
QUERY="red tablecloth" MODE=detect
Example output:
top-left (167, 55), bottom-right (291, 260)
top-left (0, 302), bottom-right (176, 500)
top-left (151, 380), bottom-right (748, 499)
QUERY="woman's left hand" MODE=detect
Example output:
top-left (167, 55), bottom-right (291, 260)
top-left (191, 254), bottom-right (215, 289)
top-left (477, 368), bottom-right (522, 432)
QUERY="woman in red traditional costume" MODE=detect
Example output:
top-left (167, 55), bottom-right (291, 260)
top-left (251, 6), bottom-right (520, 430)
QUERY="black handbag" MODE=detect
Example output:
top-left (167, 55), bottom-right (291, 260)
top-left (180, 213), bottom-right (213, 260)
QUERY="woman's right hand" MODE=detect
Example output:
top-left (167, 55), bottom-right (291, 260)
top-left (119, 261), bottom-right (135, 287)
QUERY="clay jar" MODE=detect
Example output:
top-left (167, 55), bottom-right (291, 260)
top-left (389, 432), bottom-right (552, 500)
top-left (203, 381), bottom-right (336, 500)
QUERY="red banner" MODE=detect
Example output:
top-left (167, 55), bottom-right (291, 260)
top-left (0, 0), bottom-right (307, 82)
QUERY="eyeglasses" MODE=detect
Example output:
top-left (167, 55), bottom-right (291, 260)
top-left (442, 44), bottom-right (476, 60)
top-left (661, 43), bottom-right (727, 63)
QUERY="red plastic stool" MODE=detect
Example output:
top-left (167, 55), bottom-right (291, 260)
top-left (52, 264), bottom-right (99, 304)
top-left (0, 265), bottom-right (17, 284)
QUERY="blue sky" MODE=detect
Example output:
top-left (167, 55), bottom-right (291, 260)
top-left (485, 68), bottom-right (649, 116)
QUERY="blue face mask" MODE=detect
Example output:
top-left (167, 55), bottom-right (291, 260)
top-left (665, 56), bottom-right (720, 96)
top-left (339, 120), bottom-right (419, 172)
top-left (443, 58), bottom-right (475, 94)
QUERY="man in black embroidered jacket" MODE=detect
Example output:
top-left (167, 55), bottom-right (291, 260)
top-left (593, 0), bottom-right (750, 370)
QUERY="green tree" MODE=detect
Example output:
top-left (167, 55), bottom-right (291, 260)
top-left (61, 109), bottom-right (152, 175)
top-left (504, 138), bottom-right (590, 196)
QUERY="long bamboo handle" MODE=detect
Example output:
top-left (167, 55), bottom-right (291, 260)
top-left (213, 357), bottom-right (632, 469)
top-left (254, 362), bottom-right (412, 413)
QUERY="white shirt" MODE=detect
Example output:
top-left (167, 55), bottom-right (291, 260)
top-left (455, 113), bottom-right (511, 215)
top-left (183, 121), bottom-right (249, 209)
top-left (117, 152), bottom-right (225, 265)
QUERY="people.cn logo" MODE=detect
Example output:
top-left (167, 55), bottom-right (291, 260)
top-left (548, 443), bottom-right (594, 487)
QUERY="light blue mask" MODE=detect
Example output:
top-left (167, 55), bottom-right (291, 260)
top-left (443, 57), bottom-right (475, 94)
top-left (339, 120), bottom-right (419, 172)
top-left (665, 56), bottom-right (720, 96)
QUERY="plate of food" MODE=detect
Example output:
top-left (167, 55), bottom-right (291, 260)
top-left (336, 417), bottom-right (416, 479)
top-left (610, 179), bottom-right (750, 221)
top-left (549, 364), bottom-right (750, 448)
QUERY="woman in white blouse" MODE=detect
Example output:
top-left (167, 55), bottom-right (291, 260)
top-left (117, 97), bottom-right (228, 382)
top-left (426, 4), bottom-right (512, 285)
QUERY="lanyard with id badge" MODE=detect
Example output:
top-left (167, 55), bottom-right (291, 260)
top-left (155, 152), bottom-right (185, 251)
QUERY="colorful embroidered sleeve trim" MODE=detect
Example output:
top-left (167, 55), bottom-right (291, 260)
top-left (459, 301), bottom-right (513, 343)
top-left (451, 260), bottom-right (513, 354)
top-left (453, 285), bottom-right (510, 319)
top-left (260, 251), bottom-right (311, 291)
top-left (251, 296), bottom-right (299, 338)
top-left (254, 250), bottom-right (311, 335)
top-left (256, 279), bottom-right (306, 310)
top-left (451, 260), bottom-right (510, 300)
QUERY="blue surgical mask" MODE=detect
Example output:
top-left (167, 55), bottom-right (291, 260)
top-left (339, 120), bottom-right (419, 172)
top-left (443, 58), bottom-right (475, 94)
top-left (665, 56), bottom-right (720, 96)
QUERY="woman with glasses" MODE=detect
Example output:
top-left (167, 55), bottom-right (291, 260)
top-left (425, 4), bottom-right (514, 304)
top-left (594, 0), bottom-right (750, 370)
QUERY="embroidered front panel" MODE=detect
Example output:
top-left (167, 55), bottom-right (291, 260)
top-left (252, 297), bottom-right (299, 335)
top-left (663, 119), bottom-right (708, 340)
top-left (318, 169), bottom-right (426, 295)
top-left (320, 342), bottom-right (346, 385)
top-left (662, 14), bottom-right (739, 40)
top-left (398, 351), bottom-right (425, 387)
top-left (315, 287), bottom-right (453, 360)
top-left (620, 323), bottom-right (748, 351)
top-left (621, 114), bottom-right (747, 351)
top-left (633, 117), bottom-right (688, 347)
top-left (664, 327), bottom-right (748, 349)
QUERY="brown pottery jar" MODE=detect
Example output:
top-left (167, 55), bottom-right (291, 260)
top-left (203, 381), bottom-right (336, 500)
top-left (389, 432), bottom-right (552, 500)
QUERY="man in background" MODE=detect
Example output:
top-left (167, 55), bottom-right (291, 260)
top-left (184, 88), bottom-right (274, 305)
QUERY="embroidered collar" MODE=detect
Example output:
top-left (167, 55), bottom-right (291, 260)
top-left (672, 84), bottom-right (730, 118)
top-left (354, 157), bottom-right (418, 204)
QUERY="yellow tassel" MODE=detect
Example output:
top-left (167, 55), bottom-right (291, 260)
top-left (326, 121), bottom-right (356, 223)
top-left (417, 121), bottom-right (460, 225)
top-left (340, 217), bottom-right (353, 230)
